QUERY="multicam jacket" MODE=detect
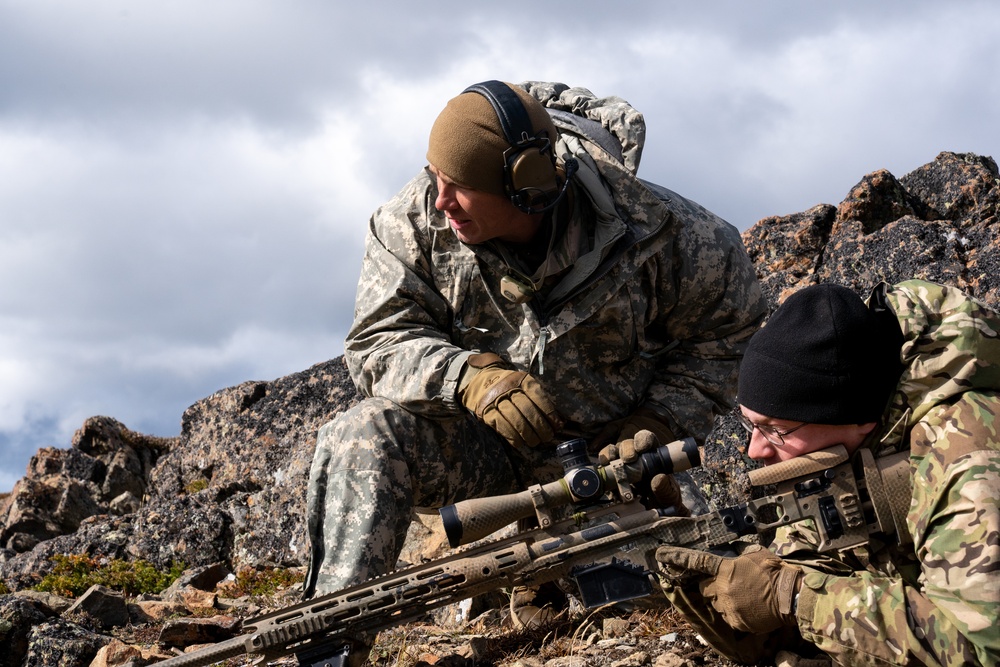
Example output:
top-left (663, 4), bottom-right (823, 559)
top-left (775, 280), bottom-right (1000, 666)
top-left (344, 82), bottom-right (766, 444)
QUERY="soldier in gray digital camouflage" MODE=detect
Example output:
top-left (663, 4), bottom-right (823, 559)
top-left (656, 280), bottom-right (1000, 666)
top-left (302, 79), bottom-right (766, 661)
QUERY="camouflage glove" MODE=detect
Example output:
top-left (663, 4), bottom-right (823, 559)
top-left (597, 415), bottom-right (688, 513)
top-left (655, 544), bottom-right (802, 635)
top-left (459, 352), bottom-right (562, 449)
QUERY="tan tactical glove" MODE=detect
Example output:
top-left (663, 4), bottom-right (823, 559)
top-left (655, 544), bottom-right (802, 635)
top-left (659, 576), bottom-right (773, 663)
top-left (597, 411), bottom-right (688, 513)
top-left (459, 352), bottom-right (562, 449)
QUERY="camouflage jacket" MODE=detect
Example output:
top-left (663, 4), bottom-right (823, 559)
top-left (774, 280), bottom-right (1000, 666)
top-left (344, 82), bottom-right (765, 442)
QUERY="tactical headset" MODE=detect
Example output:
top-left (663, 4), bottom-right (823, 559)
top-left (462, 81), bottom-right (577, 214)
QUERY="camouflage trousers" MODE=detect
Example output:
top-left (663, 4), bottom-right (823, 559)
top-left (303, 397), bottom-right (564, 597)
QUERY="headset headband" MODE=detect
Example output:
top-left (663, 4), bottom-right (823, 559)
top-left (462, 81), bottom-right (537, 148)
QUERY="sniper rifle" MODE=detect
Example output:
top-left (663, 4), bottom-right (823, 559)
top-left (153, 437), bottom-right (910, 667)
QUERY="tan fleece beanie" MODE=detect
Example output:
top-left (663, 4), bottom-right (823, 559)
top-left (426, 83), bottom-right (558, 196)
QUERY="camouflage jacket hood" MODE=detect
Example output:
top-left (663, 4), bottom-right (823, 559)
top-left (345, 82), bottom-right (765, 442)
top-left (872, 279), bottom-right (1000, 457)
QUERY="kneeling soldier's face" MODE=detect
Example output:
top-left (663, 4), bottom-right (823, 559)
top-left (739, 406), bottom-right (877, 466)
top-left (430, 166), bottom-right (542, 245)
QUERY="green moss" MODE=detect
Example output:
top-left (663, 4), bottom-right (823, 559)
top-left (34, 554), bottom-right (186, 598)
top-left (217, 566), bottom-right (304, 598)
top-left (184, 478), bottom-right (209, 494)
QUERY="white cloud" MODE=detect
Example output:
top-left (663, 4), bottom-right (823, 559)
top-left (0, 111), bottom-right (369, 479)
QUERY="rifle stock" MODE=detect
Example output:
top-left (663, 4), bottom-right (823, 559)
top-left (155, 438), bottom-right (898, 666)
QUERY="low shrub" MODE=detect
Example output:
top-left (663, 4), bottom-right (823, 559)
top-left (34, 554), bottom-right (186, 598)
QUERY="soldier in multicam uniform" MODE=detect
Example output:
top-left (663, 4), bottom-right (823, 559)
top-left (302, 79), bottom-right (766, 656)
top-left (657, 280), bottom-right (1000, 666)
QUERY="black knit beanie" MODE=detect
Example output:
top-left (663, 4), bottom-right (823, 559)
top-left (738, 284), bottom-right (904, 425)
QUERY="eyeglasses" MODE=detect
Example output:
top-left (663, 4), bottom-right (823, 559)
top-left (736, 412), bottom-right (809, 447)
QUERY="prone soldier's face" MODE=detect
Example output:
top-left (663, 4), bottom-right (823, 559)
top-left (740, 406), bottom-right (877, 466)
top-left (430, 166), bottom-right (542, 245)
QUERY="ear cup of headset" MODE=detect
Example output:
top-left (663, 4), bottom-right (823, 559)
top-left (506, 143), bottom-right (560, 210)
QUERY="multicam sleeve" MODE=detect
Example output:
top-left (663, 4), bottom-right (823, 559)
top-left (344, 171), bottom-right (473, 418)
top-left (796, 400), bottom-right (1000, 666)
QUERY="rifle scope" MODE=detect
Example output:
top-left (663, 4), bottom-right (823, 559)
top-left (440, 437), bottom-right (699, 548)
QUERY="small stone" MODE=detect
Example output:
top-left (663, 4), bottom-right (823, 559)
top-left (89, 638), bottom-right (141, 667)
top-left (157, 616), bottom-right (240, 646)
top-left (653, 653), bottom-right (692, 667)
top-left (611, 651), bottom-right (650, 667)
top-left (13, 589), bottom-right (73, 615)
top-left (130, 599), bottom-right (187, 623)
top-left (602, 617), bottom-right (630, 637)
top-left (544, 657), bottom-right (589, 667)
top-left (66, 585), bottom-right (129, 630)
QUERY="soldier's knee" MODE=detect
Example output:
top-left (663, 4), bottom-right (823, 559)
top-left (315, 398), bottom-right (415, 461)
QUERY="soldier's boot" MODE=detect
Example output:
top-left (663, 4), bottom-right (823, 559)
top-left (509, 581), bottom-right (568, 630)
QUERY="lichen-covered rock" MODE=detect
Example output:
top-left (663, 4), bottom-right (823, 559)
top-left (0, 417), bottom-right (171, 555)
top-left (900, 152), bottom-right (999, 225)
top-left (157, 615), bottom-right (241, 647)
top-left (147, 357), bottom-right (361, 570)
top-left (65, 585), bottom-right (129, 631)
top-left (741, 204), bottom-right (837, 306)
top-left (746, 151), bottom-right (999, 310)
top-left (0, 596), bottom-right (52, 667)
top-left (21, 618), bottom-right (110, 667)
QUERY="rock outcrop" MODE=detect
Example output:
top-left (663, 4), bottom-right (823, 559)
top-left (0, 361), bottom-right (364, 593)
top-left (746, 151), bottom-right (999, 307)
top-left (0, 418), bottom-right (171, 555)
top-left (0, 151), bottom-right (996, 667)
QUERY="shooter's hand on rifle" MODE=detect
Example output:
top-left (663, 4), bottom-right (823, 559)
top-left (655, 543), bottom-right (803, 634)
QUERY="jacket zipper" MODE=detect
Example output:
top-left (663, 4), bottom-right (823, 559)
top-left (534, 324), bottom-right (550, 375)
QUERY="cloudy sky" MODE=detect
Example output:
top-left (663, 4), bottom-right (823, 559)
top-left (1, 1), bottom-right (998, 491)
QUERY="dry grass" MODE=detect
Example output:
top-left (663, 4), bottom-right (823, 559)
top-left (366, 605), bottom-right (736, 667)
